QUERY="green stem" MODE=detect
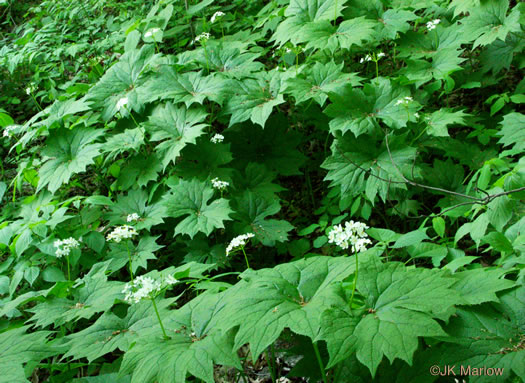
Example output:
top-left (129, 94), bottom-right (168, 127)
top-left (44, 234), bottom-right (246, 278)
top-left (126, 240), bottom-right (134, 281)
top-left (203, 43), bottom-right (210, 74)
top-left (66, 255), bottom-right (71, 281)
top-left (127, 109), bottom-right (140, 128)
top-left (210, 101), bottom-right (215, 123)
top-left (234, 356), bottom-right (249, 383)
top-left (241, 246), bottom-right (250, 269)
top-left (349, 251), bottom-right (359, 310)
top-left (393, 42), bottom-right (397, 67)
top-left (266, 348), bottom-right (277, 382)
top-left (333, 362), bottom-right (343, 383)
top-left (153, 38), bottom-right (160, 54)
top-left (312, 341), bottom-right (327, 383)
top-left (271, 344), bottom-right (278, 380)
top-left (375, 60), bottom-right (379, 78)
top-left (30, 93), bottom-right (43, 111)
top-left (152, 298), bottom-right (170, 340)
top-left (12, 178), bottom-right (17, 202)
top-left (305, 168), bottom-right (315, 209)
top-left (410, 125), bottom-right (430, 146)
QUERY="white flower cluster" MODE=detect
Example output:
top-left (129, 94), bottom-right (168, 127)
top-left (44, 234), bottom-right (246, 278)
top-left (165, 274), bottom-right (178, 285)
top-left (194, 32), bottom-right (210, 43)
top-left (107, 225), bottom-right (138, 243)
top-left (54, 237), bottom-right (80, 258)
top-left (127, 213), bottom-right (140, 222)
top-left (25, 84), bottom-right (36, 95)
top-left (395, 96), bottom-right (413, 106)
top-left (122, 274), bottom-right (179, 304)
top-left (226, 233), bottom-right (255, 255)
top-left (3, 125), bottom-right (17, 137)
top-left (211, 133), bottom-right (224, 143)
top-left (360, 52), bottom-right (385, 63)
top-left (211, 11), bottom-right (225, 23)
top-left (116, 97), bottom-right (128, 111)
top-left (144, 27), bottom-right (161, 38)
top-left (212, 177), bottom-right (229, 190)
top-left (360, 54), bottom-right (372, 63)
top-left (426, 19), bottom-right (440, 31)
top-left (328, 221), bottom-right (371, 253)
top-left (122, 276), bottom-right (161, 303)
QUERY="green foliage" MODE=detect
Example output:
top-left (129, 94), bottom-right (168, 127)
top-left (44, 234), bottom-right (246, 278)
top-left (120, 293), bottom-right (241, 383)
top-left (0, 326), bottom-right (54, 383)
top-left (163, 179), bottom-right (232, 238)
top-left (38, 128), bottom-right (104, 193)
top-left (319, 254), bottom-right (459, 375)
top-left (145, 103), bottom-right (209, 169)
top-left (1, 0), bottom-right (524, 381)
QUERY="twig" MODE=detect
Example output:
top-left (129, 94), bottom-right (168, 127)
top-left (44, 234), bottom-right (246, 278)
top-left (334, 144), bottom-right (405, 184)
top-left (381, 129), bottom-right (525, 217)
top-left (335, 130), bottom-right (525, 219)
top-left (384, 132), bottom-right (481, 200)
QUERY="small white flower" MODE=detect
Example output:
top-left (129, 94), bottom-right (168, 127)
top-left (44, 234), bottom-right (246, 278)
top-left (414, 112), bottom-right (420, 118)
top-left (122, 275), bottom-right (162, 304)
top-left (127, 213), bottom-right (140, 223)
top-left (54, 237), bottom-right (80, 258)
top-left (144, 27), bottom-right (161, 38)
top-left (395, 96), bottom-right (413, 106)
top-left (285, 48), bottom-right (292, 53)
top-left (210, 133), bottom-right (224, 143)
top-left (116, 97), bottom-right (128, 111)
top-left (360, 54), bottom-right (372, 64)
top-left (210, 11), bottom-right (225, 23)
top-left (25, 84), bottom-right (36, 95)
top-left (327, 221), bottom-right (371, 252)
top-left (211, 177), bottom-right (229, 190)
top-left (226, 233), bottom-right (255, 255)
top-left (426, 19), bottom-right (441, 31)
top-left (107, 225), bottom-right (138, 243)
top-left (165, 275), bottom-right (178, 285)
top-left (3, 125), bottom-right (17, 137)
top-left (194, 32), bottom-right (210, 43)
top-left (377, 52), bottom-right (386, 58)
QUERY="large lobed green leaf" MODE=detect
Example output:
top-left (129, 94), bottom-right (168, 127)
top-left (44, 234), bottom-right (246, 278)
top-left (163, 179), bottom-right (233, 238)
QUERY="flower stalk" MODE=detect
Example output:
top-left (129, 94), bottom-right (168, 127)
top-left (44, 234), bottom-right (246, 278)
top-left (349, 250), bottom-right (359, 309)
top-left (241, 246), bottom-right (250, 269)
top-left (126, 240), bottom-right (134, 281)
top-left (122, 275), bottom-right (178, 340)
top-left (327, 221), bottom-right (371, 313)
top-left (226, 233), bottom-right (255, 269)
top-left (152, 297), bottom-right (170, 340)
top-left (312, 341), bottom-right (328, 383)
